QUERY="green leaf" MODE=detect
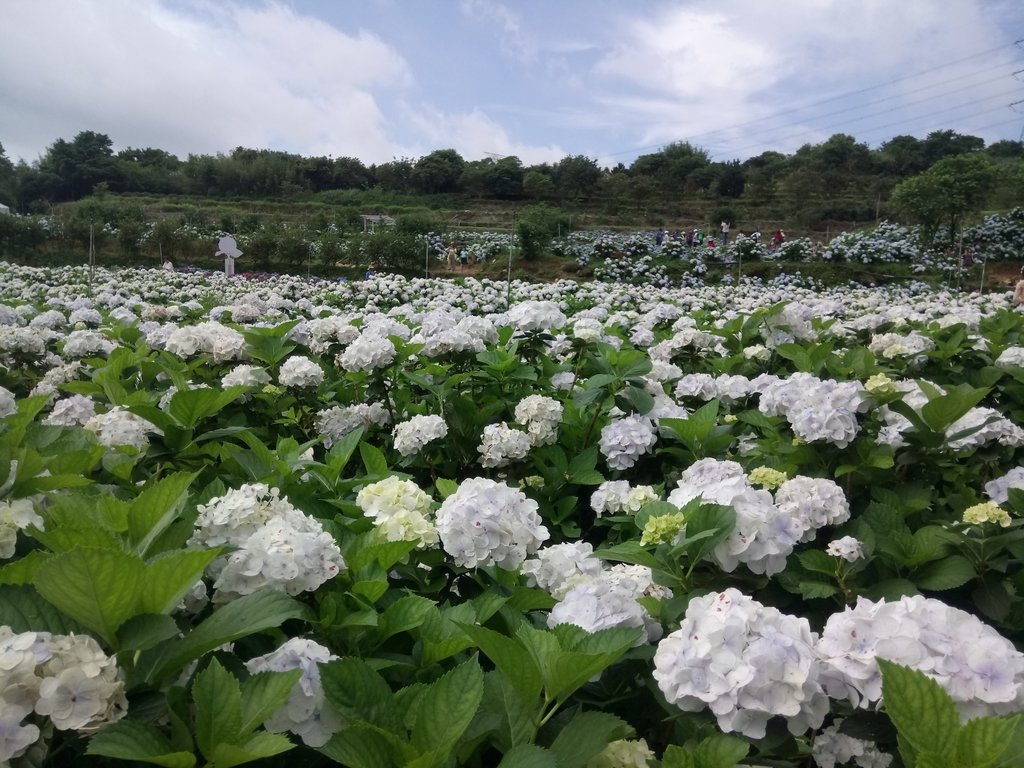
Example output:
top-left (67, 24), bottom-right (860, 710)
top-left (955, 715), bottom-right (1017, 767)
top-left (240, 669), bottom-right (303, 737)
top-left (193, 659), bottom-right (242, 759)
top-left (661, 745), bottom-right (696, 768)
top-left (378, 595), bottom-right (436, 642)
top-left (798, 549), bottom-right (840, 576)
top-left (914, 555), bottom-right (977, 592)
top-left (0, 584), bottom-right (86, 634)
top-left (117, 614), bottom-right (181, 652)
top-left (481, 670), bottom-right (537, 750)
top-left (693, 732), bottom-right (750, 768)
top-left (168, 386), bottom-right (249, 429)
top-left (86, 719), bottom-right (196, 768)
top-left (320, 724), bottom-right (403, 768)
top-left (360, 442), bottom-right (389, 476)
top-left (128, 472), bottom-right (198, 557)
top-left (411, 658), bottom-right (484, 759)
top-left (139, 549), bottom-right (219, 615)
top-left (594, 541), bottom-right (662, 570)
top-left (879, 659), bottom-right (959, 757)
top-left (435, 477), bottom-right (458, 499)
top-left (679, 503), bottom-right (735, 563)
top-left (549, 711), bottom-right (630, 768)
top-left (210, 731), bottom-right (296, 768)
top-left (34, 548), bottom-right (145, 647)
top-left (920, 386), bottom-right (989, 433)
top-left (321, 657), bottom-right (399, 731)
top-left (461, 624), bottom-right (543, 704)
top-left (497, 744), bottom-right (558, 768)
top-left (145, 591), bottom-right (308, 683)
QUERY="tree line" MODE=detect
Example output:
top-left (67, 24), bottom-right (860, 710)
top-left (0, 129), bottom-right (1021, 228)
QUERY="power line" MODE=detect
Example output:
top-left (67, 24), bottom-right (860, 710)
top-left (599, 39), bottom-right (1023, 161)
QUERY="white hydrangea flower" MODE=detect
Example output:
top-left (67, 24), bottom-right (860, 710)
top-left (521, 542), bottom-right (603, 599)
top-left (221, 364), bottom-right (272, 388)
top-left (0, 499), bottom-right (44, 559)
top-left (188, 483), bottom-right (344, 601)
top-left (654, 588), bottom-right (828, 739)
top-left (585, 738), bottom-right (655, 768)
top-left (477, 422), bottom-right (532, 468)
top-left (435, 477), bottom-right (549, 569)
top-left (817, 595), bottom-right (1024, 718)
top-left (278, 356), bottom-right (325, 388)
top-left (42, 394), bottom-right (96, 427)
top-left (317, 402), bottom-right (390, 448)
top-left (669, 459), bottom-right (803, 576)
top-left (590, 480), bottom-right (658, 516)
top-left (812, 719), bottom-right (892, 768)
top-left (61, 329), bottom-right (115, 358)
top-left (507, 300), bottom-right (567, 333)
top-left (826, 536), bottom-right (864, 562)
top-left (514, 395), bottom-right (563, 446)
top-left (548, 579), bottom-right (661, 644)
top-left (84, 407), bottom-right (161, 451)
top-left (0, 386), bottom-right (16, 419)
top-left (393, 414), bottom-right (448, 457)
top-left (356, 476), bottom-right (438, 549)
top-left (985, 466), bottom-right (1024, 505)
top-left (995, 346), bottom-right (1024, 367)
top-left (337, 333), bottom-right (396, 372)
top-left (244, 638), bottom-right (342, 748)
top-left (32, 632), bottom-right (127, 733)
top-left (774, 476), bottom-right (851, 542)
top-left (599, 415), bottom-right (657, 470)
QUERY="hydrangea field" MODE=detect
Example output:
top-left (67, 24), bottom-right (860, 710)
top-left (4, 260), bottom-right (1024, 767)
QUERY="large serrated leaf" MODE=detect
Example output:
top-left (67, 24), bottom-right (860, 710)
top-left (693, 732), bottom-right (750, 768)
top-left (0, 584), bottom-right (86, 634)
top-left (168, 386), bottom-right (249, 429)
top-left (128, 471), bottom-right (198, 556)
top-left (460, 624), bottom-right (543, 704)
top-left (497, 744), bottom-right (558, 768)
top-left (210, 731), bottom-right (296, 768)
top-left (411, 658), bottom-right (484, 760)
top-left (879, 659), bottom-right (959, 757)
top-left (193, 659), bottom-right (242, 759)
top-left (913, 555), bottom-right (977, 592)
top-left (34, 547), bottom-right (145, 646)
top-left (145, 591), bottom-right (308, 683)
top-left (321, 657), bottom-right (400, 731)
top-left (955, 715), bottom-right (1017, 767)
top-left (86, 719), bottom-right (196, 768)
top-left (239, 669), bottom-right (303, 736)
top-left (139, 549), bottom-right (219, 614)
top-left (549, 711), bottom-right (630, 768)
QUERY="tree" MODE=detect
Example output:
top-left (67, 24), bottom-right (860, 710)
top-left (37, 130), bottom-right (121, 200)
top-left (411, 149), bottom-right (465, 194)
top-left (522, 169), bottom-right (554, 200)
top-left (890, 154), bottom-right (998, 244)
top-left (0, 141), bottom-right (14, 207)
top-left (552, 155), bottom-right (602, 200)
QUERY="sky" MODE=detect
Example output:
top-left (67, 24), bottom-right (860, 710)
top-left (1, 0), bottom-right (1023, 169)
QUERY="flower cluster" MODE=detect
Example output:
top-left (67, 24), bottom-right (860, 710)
top-left (514, 395), bottom-right (563, 446)
top-left (816, 595), bottom-right (1024, 718)
top-left (356, 476), bottom-right (438, 548)
top-left (599, 415), bottom-right (658, 470)
top-left (590, 480), bottom-right (659, 516)
top-left (477, 422), bottom-right (532, 467)
top-left (188, 483), bottom-right (344, 601)
top-left (435, 477), bottom-right (549, 569)
top-left (317, 401), bottom-right (390, 447)
top-left (653, 589), bottom-right (828, 738)
top-left (0, 627), bottom-right (127, 762)
top-left (393, 414), bottom-right (448, 456)
top-left (244, 638), bottom-right (342, 747)
top-left (0, 498), bottom-right (43, 559)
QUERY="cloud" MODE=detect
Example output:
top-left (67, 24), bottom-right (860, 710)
top-left (459, 0), bottom-right (533, 61)
top-left (0, 0), bottom-right (410, 162)
top-left (400, 104), bottom-right (566, 165)
top-left (584, 0), bottom-right (1018, 158)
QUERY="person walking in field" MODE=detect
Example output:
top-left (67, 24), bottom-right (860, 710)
top-left (720, 220), bottom-right (730, 247)
top-left (446, 242), bottom-right (458, 271)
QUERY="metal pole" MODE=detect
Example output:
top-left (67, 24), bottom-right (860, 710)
top-left (506, 212), bottom-right (515, 307)
top-left (979, 258), bottom-right (986, 295)
top-left (89, 224), bottom-right (95, 285)
top-left (425, 239), bottom-right (429, 279)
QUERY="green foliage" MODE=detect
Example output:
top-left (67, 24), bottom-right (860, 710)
top-left (879, 659), bottom-right (1023, 768)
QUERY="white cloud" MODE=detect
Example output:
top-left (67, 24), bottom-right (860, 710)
top-left (459, 0), bottom-right (533, 61)
top-left (584, 0), bottom-right (1017, 158)
top-left (401, 104), bottom-right (566, 165)
top-left (0, 0), bottom-right (410, 162)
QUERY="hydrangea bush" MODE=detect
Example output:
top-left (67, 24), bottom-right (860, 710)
top-left (0, 259), bottom-right (1023, 766)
